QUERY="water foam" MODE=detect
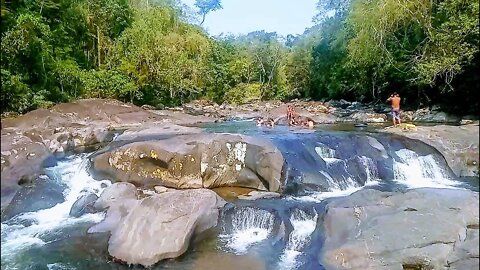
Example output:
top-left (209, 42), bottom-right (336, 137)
top-left (220, 207), bottom-right (275, 254)
top-left (393, 149), bottom-right (461, 189)
top-left (295, 154), bottom-right (380, 203)
top-left (278, 209), bottom-right (318, 269)
top-left (1, 154), bottom-right (110, 263)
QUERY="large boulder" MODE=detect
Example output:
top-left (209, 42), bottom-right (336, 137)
top-left (320, 188), bottom-right (479, 270)
top-left (1, 131), bottom-right (51, 208)
top-left (92, 133), bottom-right (285, 192)
top-left (88, 185), bottom-right (226, 267)
top-left (383, 124), bottom-right (479, 177)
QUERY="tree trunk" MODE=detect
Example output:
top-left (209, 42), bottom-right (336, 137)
top-left (97, 25), bottom-right (101, 67)
top-left (200, 13), bottom-right (206, 26)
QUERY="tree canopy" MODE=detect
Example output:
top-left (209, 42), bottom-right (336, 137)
top-left (1, 0), bottom-right (478, 114)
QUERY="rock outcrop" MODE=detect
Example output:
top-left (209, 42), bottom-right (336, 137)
top-left (92, 133), bottom-right (285, 192)
top-left (0, 99), bottom-right (202, 209)
top-left (383, 124), bottom-right (479, 177)
top-left (89, 183), bottom-right (226, 267)
top-left (321, 188), bottom-right (479, 270)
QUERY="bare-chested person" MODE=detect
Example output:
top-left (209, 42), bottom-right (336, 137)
top-left (386, 92), bottom-right (401, 127)
top-left (287, 105), bottom-right (295, 123)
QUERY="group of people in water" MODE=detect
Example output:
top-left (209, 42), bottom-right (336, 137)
top-left (256, 92), bottom-right (401, 129)
top-left (256, 104), bottom-right (314, 129)
top-left (256, 117), bottom-right (275, 128)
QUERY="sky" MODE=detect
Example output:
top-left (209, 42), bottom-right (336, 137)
top-left (181, 0), bottom-right (318, 37)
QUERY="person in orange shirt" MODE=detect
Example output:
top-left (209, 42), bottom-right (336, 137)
top-left (386, 92), bottom-right (401, 127)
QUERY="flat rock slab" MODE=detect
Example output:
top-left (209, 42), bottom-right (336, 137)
top-left (89, 184), bottom-right (226, 267)
top-left (383, 124), bottom-right (479, 177)
top-left (321, 188), bottom-right (479, 270)
top-left (114, 124), bottom-right (202, 141)
top-left (148, 110), bottom-right (218, 126)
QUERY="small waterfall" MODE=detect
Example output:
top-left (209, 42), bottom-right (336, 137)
top-left (358, 155), bottom-right (378, 182)
top-left (278, 209), bottom-right (318, 270)
top-left (220, 207), bottom-right (275, 254)
top-left (315, 145), bottom-right (337, 164)
top-left (393, 149), bottom-right (461, 188)
top-left (297, 155), bottom-right (380, 203)
top-left (1, 154), bottom-right (110, 266)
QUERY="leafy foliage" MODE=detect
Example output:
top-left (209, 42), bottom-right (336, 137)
top-left (1, 0), bottom-right (478, 115)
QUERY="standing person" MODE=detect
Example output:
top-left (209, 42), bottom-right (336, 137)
top-left (386, 92), bottom-right (401, 127)
top-left (287, 105), bottom-right (295, 122)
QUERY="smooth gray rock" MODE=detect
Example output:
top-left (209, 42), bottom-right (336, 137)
top-left (89, 188), bottom-right (226, 267)
top-left (320, 188), bottom-right (479, 270)
top-left (69, 193), bottom-right (99, 217)
top-left (93, 182), bottom-right (138, 211)
top-left (92, 133), bottom-right (285, 192)
top-left (449, 258), bottom-right (479, 270)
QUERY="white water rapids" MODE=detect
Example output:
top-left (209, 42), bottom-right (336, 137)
top-left (220, 207), bottom-right (275, 254)
top-left (392, 148), bottom-right (461, 188)
top-left (1, 154), bottom-right (111, 267)
top-left (278, 209), bottom-right (318, 270)
top-left (0, 143), bottom-right (468, 270)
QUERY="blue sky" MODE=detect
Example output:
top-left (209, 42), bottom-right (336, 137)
top-left (181, 0), bottom-right (318, 36)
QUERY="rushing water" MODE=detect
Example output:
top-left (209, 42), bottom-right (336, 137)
top-left (1, 121), bottom-right (477, 270)
top-left (278, 209), bottom-right (318, 270)
top-left (1, 155), bottom-right (111, 270)
top-left (220, 207), bottom-right (275, 254)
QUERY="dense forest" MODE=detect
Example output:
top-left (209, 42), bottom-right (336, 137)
top-left (1, 0), bottom-right (478, 114)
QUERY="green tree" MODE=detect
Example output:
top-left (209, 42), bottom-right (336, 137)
top-left (194, 0), bottom-right (222, 25)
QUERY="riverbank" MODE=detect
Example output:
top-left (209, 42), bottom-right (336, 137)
top-left (1, 98), bottom-right (479, 209)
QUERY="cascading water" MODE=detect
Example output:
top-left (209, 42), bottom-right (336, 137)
top-left (314, 144), bottom-right (358, 190)
top-left (220, 207), bottom-right (275, 254)
top-left (278, 209), bottom-right (318, 270)
top-left (358, 155), bottom-right (378, 182)
top-left (314, 145), bottom-right (336, 164)
top-left (392, 149), bottom-right (461, 188)
top-left (300, 148), bottom-right (381, 202)
top-left (1, 154), bottom-right (111, 269)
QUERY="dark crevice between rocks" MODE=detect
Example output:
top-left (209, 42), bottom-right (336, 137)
top-left (402, 264), bottom-right (429, 270)
top-left (250, 167), bottom-right (270, 191)
top-left (466, 224), bottom-right (480, 229)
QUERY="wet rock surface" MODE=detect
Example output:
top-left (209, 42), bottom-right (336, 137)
top-left (88, 184), bottom-right (226, 267)
top-left (321, 188), bottom-right (479, 270)
top-left (69, 193), bottom-right (99, 218)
